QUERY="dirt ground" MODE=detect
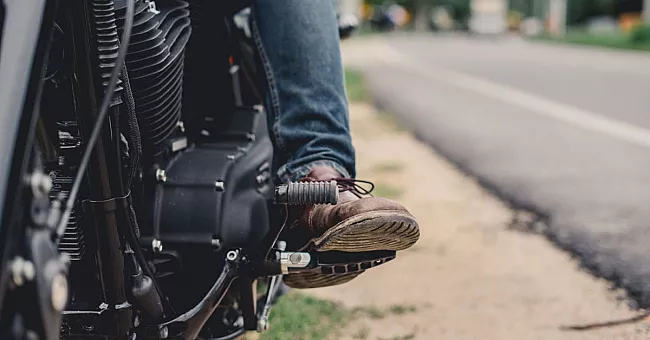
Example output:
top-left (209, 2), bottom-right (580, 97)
top-left (304, 100), bottom-right (650, 340)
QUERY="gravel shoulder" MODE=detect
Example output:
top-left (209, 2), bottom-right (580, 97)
top-left (304, 98), bottom-right (649, 340)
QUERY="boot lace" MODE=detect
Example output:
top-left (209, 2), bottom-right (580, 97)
top-left (332, 178), bottom-right (375, 197)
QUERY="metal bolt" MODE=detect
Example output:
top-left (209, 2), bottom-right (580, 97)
top-left (30, 171), bottom-right (53, 198)
top-left (289, 253), bottom-right (303, 264)
top-left (11, 257), bottom-right (35, 287)
top-left (51, 273), bottom-right (68, 312)
top-left (146, 0), bottom-right (161, 14)
top-left (275, 241), bottom-right (287, 251)
top-left (227, 154), bottom-right (235, 161)
top-left (155, 169), bottom-right (167, 183)
top-left (159, 326), bottom-right (168, 339)
top-left (214, 181), bottom-right (225, 192)
top-left (226, 250), bottom-right (239, 261)
top-left (152, 239), bottom-right (163, 253)
top-left (257, 316), bottom-right (269, 333)
top-left (211, 237), bottom-right (222, 249)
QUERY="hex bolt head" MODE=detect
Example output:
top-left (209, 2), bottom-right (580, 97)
top-left (155, 169), bottom-right (167, 183)
top-left (215, 181), bottom-right (225, 192)
top-left (226, 250), bottom-right (239, 261)
top-left (257, 317), bottom-right (269, 333)
top-left (152, 239), bottom-right (163, 253)
top-left (211, 237), bottom-right (222, 249)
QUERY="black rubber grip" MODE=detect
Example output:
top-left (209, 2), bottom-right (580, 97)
top-left (274, 181), bottom-right (339, 205)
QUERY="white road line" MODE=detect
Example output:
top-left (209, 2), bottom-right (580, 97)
top-left (373, 43), bottom-right (650, 149)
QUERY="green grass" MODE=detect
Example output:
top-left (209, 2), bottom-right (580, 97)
top-left (376, 111), bottom-right (408, 132)
top-left (389, 304), bottom-right (417, 315)
top-left (260, 293), bottom-right (348, 340)
top-left (259, 294), bottom-right (419, 340)
top-left (372, 162), bottom-right (404, 174)
top-left (372, 182), bottom-right (404, 199)
top-left (345, 69), bottom-right (368, 102)
top-left (536, 30), bottom-right (650, 52)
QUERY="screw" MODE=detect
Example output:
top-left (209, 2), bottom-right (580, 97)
top-left (226, 250), bottom-right (239, 261)
top-left (257, 317), bottom-right (269, 333)
top-left (289, 253), bottom-right (303, 264)
top-left (275, 241), bottom-right (287, 251)
top-left (159, 326), bottom-right (168, 339)
top-left (214, 181), bottom-right (225, 192)
top-left (155, 169), bottom-right (167, 183)
top-left (11, 257), bottom-right (35, 287)
top-left (30, 172), bottom-right (53, 198)
top-left (227, 154), bottom-right (235, 161)
top-left (152, 239), bottom-right (163, 253)
top-left (211, 237), bottom-right (222, 249)
top-left (51, 273), bottom-right (68, 312)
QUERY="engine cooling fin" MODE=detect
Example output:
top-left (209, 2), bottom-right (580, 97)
top-left (92, 0), bottom-right (124, 106)
top-left (116, 0), bottom-right (191, 156)
top-left (51, 121), bottom-right (86, 261)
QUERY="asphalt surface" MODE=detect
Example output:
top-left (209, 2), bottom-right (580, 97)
top-left (352, 34), bottom-right (650, 307)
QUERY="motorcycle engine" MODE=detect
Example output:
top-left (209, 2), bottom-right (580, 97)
top-left (115, 0), bottom-right (191, 157)
top-left (43, 0), bottom-right (274, 317)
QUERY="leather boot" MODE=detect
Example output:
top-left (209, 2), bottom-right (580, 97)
top-left (283, 166), bottom-right (419, 289)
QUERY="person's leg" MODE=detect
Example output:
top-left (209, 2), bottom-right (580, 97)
top-left (251, 0), bottom-right (420, 289)
top-left (251, 0), bottom-right (355, 183)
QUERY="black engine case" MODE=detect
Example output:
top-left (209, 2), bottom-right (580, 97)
top-left (140, 105), bottom-right (273, 251)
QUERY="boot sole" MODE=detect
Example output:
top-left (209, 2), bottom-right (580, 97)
top-left (283, 271), bottom-right (361, 289)
top-left (308, 210), bottom-right (420, 253)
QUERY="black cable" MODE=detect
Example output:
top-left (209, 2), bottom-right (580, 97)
top-left (55, 0), bottom-right (135, 240)
top-left (120, 64), bottom-right (142, 189)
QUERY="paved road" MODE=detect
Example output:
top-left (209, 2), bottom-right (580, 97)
top-left (346, 34), bottom-right (650, 307)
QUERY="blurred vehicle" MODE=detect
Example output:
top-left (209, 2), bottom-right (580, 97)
top-left (337, 0), bottom-right (362, 38)
top-left (371, 5), bottom-right (397, 32)
top-left (339, 13), bottom-right (361, 39)
top-left (468, 0), bottom-right (508, 35)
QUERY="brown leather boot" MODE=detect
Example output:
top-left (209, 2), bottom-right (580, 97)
top-left (283, 166), bottom-right (420, 289)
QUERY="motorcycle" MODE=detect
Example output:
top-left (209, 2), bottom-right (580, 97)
top-left (0, 0), bottom-right (381, 339)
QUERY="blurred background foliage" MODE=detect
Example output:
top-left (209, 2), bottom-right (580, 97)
top-left (361, 0), bottom-right (650, 46)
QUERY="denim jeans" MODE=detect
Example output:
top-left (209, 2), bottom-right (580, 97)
top-left (251, 0), bottom-right (356, 182)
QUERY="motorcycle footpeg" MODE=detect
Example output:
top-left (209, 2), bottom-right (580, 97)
top-left (274, 181), bottom-right (338, 205)
top-left (277, 249), bottom-right (396, 275)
